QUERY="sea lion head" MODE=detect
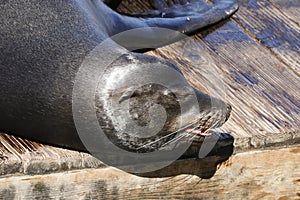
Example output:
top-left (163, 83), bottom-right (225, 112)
top-left (95, 53), bottom-right (231, 153)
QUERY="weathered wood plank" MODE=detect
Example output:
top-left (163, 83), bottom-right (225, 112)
top-left (233, 0), bottom-right (300, 75)
top-left (118, 0), bottom-right (300, 139)
top-left (145, 20), bottom-right (300, 138)
top-left (0, 134), bottom-right (104, 176)
top-left (0, 147), bottom-right (299, 199)
top-left (268, 0), bottom-right (300, 25)
top-left (200, 21), bottom-right (300, 137)
top-left (0, 131), bottom-right (299, 177)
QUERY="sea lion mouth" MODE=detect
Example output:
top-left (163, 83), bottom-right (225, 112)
top-left (184, 118), bottom-right (225, 139)
top-left (135, 112), bottom-right (231, 151)
top-left (186, 127), bottom-right (214, 136)
top-left (186, 103), bottom-right (232, 137)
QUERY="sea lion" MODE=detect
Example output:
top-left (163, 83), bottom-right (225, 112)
top-left (0, 0), bottom-right (236, 158)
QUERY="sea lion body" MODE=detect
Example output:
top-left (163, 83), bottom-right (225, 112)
top-left (0, 0), bottom-right (236, 152)
top-left (0, 0), bottom-right (108, 150)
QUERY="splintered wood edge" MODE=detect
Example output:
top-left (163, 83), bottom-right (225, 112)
top-left (0, 131), bottom-right (299, 177)
top-left (233, 131), bottom-right (300, 153)
top-left (0, 147), bottom-right (299, 199)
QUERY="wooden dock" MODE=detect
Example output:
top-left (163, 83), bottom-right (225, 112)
top-left (0, 0), bottom-right (299, 199)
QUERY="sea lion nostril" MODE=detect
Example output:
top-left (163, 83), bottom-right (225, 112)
top-left (225, 103), bottom-right (232, 121)
top-left (226, 104), bottom-right (232, 113)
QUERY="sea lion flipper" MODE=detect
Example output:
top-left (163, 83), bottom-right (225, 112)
top-left (127, 0), bottom-right (238, 34)
top-left (129, 0), bottom-right (210, 17)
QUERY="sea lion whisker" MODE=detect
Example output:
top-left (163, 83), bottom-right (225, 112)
top-left (160, 130), bottom-right (197, 148)
top-left (150, 122), bottom-right (201, 148)
top-left (136, 120), bottom-right (199, 150)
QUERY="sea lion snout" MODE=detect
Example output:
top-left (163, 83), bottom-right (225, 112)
top-left (95, 53), bottom-right (232, 151)
top-left (225, 103), bottom-right (232, 121)
top-left (186, 88), bottom-right (232, 135)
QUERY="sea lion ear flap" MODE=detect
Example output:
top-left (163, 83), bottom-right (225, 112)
top-left (118, 86), bottom-right (139, 104)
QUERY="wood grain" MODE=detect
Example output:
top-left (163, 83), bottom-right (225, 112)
top-left (0, 147), bottom-right (299, 199)
top-left (0, 134), bottom-right (104, 176)
top-left (145, 21), bottom-right (300, 139)
top-left (268, 0), bottom-right (300, 25)
top-left (233, 0), bottom-right (300, 75)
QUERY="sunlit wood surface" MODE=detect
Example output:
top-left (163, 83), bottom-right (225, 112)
top-left (0, 147), bottom-right (299, 199)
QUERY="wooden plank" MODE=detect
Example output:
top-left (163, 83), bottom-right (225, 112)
top-left (0, 147), bottom-right (299, 199)
top-left (145, 20), bottom-right (300, 138)
top-left (117, 0), bottom-right (300, 140)
top-left (200, 21), bottom-right (300, 137)
top-left (0, 133), bottom-right (104, 176)
top-left (268, 0), bottom-right (300, 24)
top-left (0, 131), bottom-right (299, 177)
top-left (233, 0), bottom-right (300, 75)
top-left (118, 0), bottom-right (152, 13)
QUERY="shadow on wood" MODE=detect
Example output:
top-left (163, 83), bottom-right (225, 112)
top-left (131, 132), bottom-right (234, 178)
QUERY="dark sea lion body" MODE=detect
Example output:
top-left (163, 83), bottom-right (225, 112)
top-left (0, 0), bottom-right (237, 152)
